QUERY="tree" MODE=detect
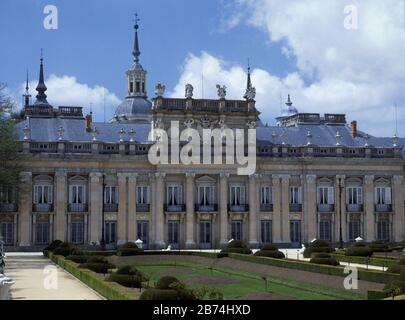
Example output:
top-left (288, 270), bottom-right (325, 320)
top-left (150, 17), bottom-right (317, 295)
top-left (383, 283), bottom-right (401, 300)
top-left (0, 84), bottom-right (22, 198)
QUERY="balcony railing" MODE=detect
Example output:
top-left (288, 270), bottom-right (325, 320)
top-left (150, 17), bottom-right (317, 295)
top-left (195, 204), bottom-right (218, 212)
top-left (32, 203), bottom-right (54, 212)
top-left (346, 204), bottom-right (363, 212)
top-left (0, 203), bottom-right (18, 212)
top-left (164, 204), bottom-right (186, 212)
top-left (289, 203), bottom-right (302, 212)
top-left (68, 203), bottom-right (88, 212)
top-left (260, 203), bottom-right (273, 212)
top-left (136, 204), bottom-right (150, 212)
top-left (228, 204), bottom-right (249, 212)
top-left (375, 204), bottom-right (392, 212)
top-left (103, 203), bottom-right (118, 212)
top-left (317, 204), bottom-right (335, 212)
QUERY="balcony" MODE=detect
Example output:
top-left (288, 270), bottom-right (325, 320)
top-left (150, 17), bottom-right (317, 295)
top-left (346, 204), bottom-right (364, 212)
top-left (260, 204), bottom-right (274, 212)
top-left (103, 203), bottom-right (118, 212)
top-left (289, 203), bottom-right (302, 212)
top-left (317, 204), bottom-right (335, 212)
top-left (228, 204), bottom-right (249, 212)
top-left (32, 203), bottom-right (54, 212)
top-left (164, 204), bottom-right (186, 212)
top-left (0, 203), bottom-right (18, 212)
top-left (375, 204), bottom-right (392, 212)
top-left (195, 204), bottom-right (218, 212)
top-left (68, 203), bottom-right (88, 212)
top-left (136, 204), bottom-right (150, 212)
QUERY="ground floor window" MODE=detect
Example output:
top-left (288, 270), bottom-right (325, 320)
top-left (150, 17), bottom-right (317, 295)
top-left (0, 222), bottom-right (13, 245)
top-left (137, 221), bottom-right (148, 247)
top-left (319, 220), bottom-right (331, 241)
top-left (377, 220), bottom-right (390, 241)
top-left (168, 221), bottom-right (180, 246)
top-left (231, 220), bottom-right (243, 241)
top-left (70, 222), bottom-right (84, 244)
top-left (35, 222), bottom-right (49, 245)
top-left (348, 219), bottom-right (361, 241)
top-left (105, 221), bottom-right (116, 244)
top-left (261, 220), bottom-right (272, 243)
top-left (199, 221), bottom-right (212, 248)
top-left (290, 220), bottom-right (301, 243)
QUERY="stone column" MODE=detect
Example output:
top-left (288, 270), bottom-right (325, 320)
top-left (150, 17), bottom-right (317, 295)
top-left (305, 174), bottom-right (317, 242)
top-left (272, 175), bottom-right (282, 243)
top-left (117, 173), bottom-right (128, 245)
top-left (127, 173), bottom-right (137, 242)
top-left (154, 172), bottom-right (166, 248)
top-left (219, 173), bottom-right (229, 247)
top-left (55, 171), bottom-right (67, 242)
top-left (185, 173), bottom-right (196, 248)
top-left (19, 172), bottom-right (32, 246)
top-left (89, 172), bottom-right (103, 244)
top-left (364, 175), bottom-right (375, 242)
top-left (335, 175), bottom-right (346, 243)
top-left (393, 175), bottom-right (405, 242)
top-left (281, 175), bottom-right (291, 244)
top-left (248, 174), bottom-right (259, 247)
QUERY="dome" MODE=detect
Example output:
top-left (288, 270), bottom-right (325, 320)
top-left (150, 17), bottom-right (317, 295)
top-left (113, 97), bottom-right (152, 123)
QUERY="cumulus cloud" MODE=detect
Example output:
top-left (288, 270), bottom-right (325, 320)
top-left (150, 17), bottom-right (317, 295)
top-left (21, 75), bottom-right (121, 122)
top-left (172, 0), bottom-right (405, 136)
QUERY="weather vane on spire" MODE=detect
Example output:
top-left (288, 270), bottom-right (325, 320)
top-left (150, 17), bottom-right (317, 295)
top-left (134, 13), bottom-right (140, 29)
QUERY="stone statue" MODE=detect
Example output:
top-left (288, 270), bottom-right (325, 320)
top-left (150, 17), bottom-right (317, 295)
top-left (200, 116), bottom-right (211, 129)
top-left (183, 118), bottom-right (194, 128)
top-left (154, 83), bottom-right (166, 97)
top-left (246, 120), bottom-right (256, 129)
top-left (244, 86), bottom-right (256, 101)
top-left (185, 83), bottom-right (194, 98)
top-left (216, 84), bottom-right (227, 99)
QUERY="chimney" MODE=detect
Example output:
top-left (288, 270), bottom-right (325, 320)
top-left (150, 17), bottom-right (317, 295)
top-left (85, 114), bottom-right (92, 132)
top-left (351, 120), bottom-right (357, 138)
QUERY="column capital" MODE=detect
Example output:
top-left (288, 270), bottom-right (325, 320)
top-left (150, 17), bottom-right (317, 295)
top-left (306, 174), bottom-right (317, 183)
top-left (55, 170), bottom-right (67, 178)
top-left (220, 172), bottom-right (230, 179)
top-left (249, 173), bottom-right (260, 180)
top-left (90, 172), bottom-right (103, 183)
top-left (155, 172), bottom-right (166, 179)
top-left (185, 172), bottom-right (196, 179)
top-left (364, 175), bottom-right (374, 185)
top-left (393, 175), bottom-right (404, 185)
top-left (280, 174), bottom-right (290, 182)
top-left (19, 171), bottom-right (32, 180)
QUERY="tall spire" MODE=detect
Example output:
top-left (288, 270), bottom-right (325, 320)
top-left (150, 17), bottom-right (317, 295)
top-left (35, 49), bottom-right (49, 105)
top-left (133, 13), bottom-right (141, 64)
top-left (246, 58), bottom-right (252, 91)
top-left (23, 69), bottom-right (31, 107)
top-left (243, 59), bottom-right (256, 100)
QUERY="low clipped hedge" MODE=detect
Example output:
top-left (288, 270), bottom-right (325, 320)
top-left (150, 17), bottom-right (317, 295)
top-left (384, 268), bottom-right (405, 295)
top-left (66, 255), bottom-right (89, 264)
top-left (254, 250), bottom-right (285, 259)
top-left (79, 262), bottom-right (113, 274)
top-left (117, 242), bottom-right (144, 256)
top-left (368, 289), bottom-right (389, 300)
top-left (108, 274), bottom-right (142, 288)
top-left (310, 253), bottom-right (339, 266)
top-left (303, 240), bottom-right (334, 258)
top-left (346, 246), bottom-right (374, 257)
top-left (140, 289), bottom-right (178, 300)
top-left (387, 259), bottom-right (405, 274)
top-left (331, 253), bottom-right (399, 268)
top-left (155, 276), bottom-right (180, 290)
top-left (220, 240), bottom-right (252, 255)
top-left (370, 241), bottom-right (391, 253)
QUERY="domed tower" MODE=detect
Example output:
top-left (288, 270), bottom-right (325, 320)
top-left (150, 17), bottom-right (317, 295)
top-left (112, 14), bottom-right (151, 124)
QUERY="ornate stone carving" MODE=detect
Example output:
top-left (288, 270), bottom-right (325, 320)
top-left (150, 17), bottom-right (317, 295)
top-left (306, 174), bottom-right (317, 183)
top-left (23, 125), bottom-right (30, 140)
top-left (118, 128), bottom-right (126, 142)
top-left (217, 119), bottom-right (227, 129)
top-left (128, 128), bottom-right (136, 142)
top-left (335, 130), bottom-right (341, 146)
top-left (200, 115), bottom-right (211, 129)
top-left (246, 120), bottom-right (256, 129)
top-left (364, 175), bottom-right (374, 185)
top-left (185, 83), bottom-right (194, 98)
top-left (91, 127), bottom-right (99, 141)
top-left (306, 130), bottom-right (312, 146)
top-left (183, 118), bottom-right (194, 128)
top-left (57, 126), bottom-right (65, 141)
top-left (154, 83), bottom-right (165, 97)
top-left (216, 84), bottom-right (227, 99)
top-left (393, 175), bottom-right (404, 185)
top-left (244, 86), bottom-right (256, 101)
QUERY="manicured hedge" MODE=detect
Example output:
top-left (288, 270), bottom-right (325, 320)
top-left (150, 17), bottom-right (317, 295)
top-left (108, 274), bottom-right (142, 288)
top-left (220, 240), bottom-right (252, 254)
top-left (367, 290), bottom-right (389, 300)
top-left (345, 246), bottom-right (373, 257)
top-left (254, 250), bottom-right (285, 259)
top-left (303, 240), bottom-right (334, 258)
top-left (156, 276), bottom-right (180, 289)
top-left (79, 262), bottom-right (113, 274)
top-left (310, 253), bottom-right (339, 266)
top-left (66, 255), bottom-right (89, 264)
top-left (331, 253), bottom-right (399, 268)
top-left (140, 289), bottom-right (178, 300)
top-left (369, 241), bottom-right (391, 253)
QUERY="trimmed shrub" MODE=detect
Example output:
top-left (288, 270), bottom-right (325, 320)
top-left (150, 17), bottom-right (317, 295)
top-left (140, 289), bottom-right (178, 300)
top-left (310, 240), bottom-right (331, 248)
top-left (44, 240), bottom-right (63, 252)
top-left (66, 255), bottom-right (89, 264)
top-left (227, 240), bottom-right (247, 249)
top-left (303, 240), bottom-right (334, 258)
top-left (155, 276), bottom-right (180, 290)
top-left (116, 265), bottom-right (140, 275)
top-left (117, 248), bottom-right (142, 256)
top-left (352, 241), bottom-right (367, 247)
top-left (310, 253), bottom-right (339, 266)
top-left (177, 289), bottom-right (197, 300)
top-left (87, 256), bottom-right (108, 263)
top-left (108, 273), bottom-right (142, 288)
top-left (370, 241), bottom-right (390, 252)
top-left (387, 265), bottom-right (404, 274)
top-left (220, 240), bottom-right (252, 255)
top-left (346, 246), bottom-right (373, 257)
top-left (260, 244), bottom-right (279, 251)
top-left (53, 243), bottom-right (76, 257)
top-left (254, 250), bottom-right (285, 259)
top-left (119, 242), bottom-right (138, 249)
top-left (79, 262), bottom-right (112, 274)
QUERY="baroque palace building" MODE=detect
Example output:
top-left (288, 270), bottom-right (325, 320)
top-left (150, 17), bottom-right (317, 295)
top-left (1, 20), bottom-right (405, 250)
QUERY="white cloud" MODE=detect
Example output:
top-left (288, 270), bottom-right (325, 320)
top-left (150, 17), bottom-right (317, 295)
top-left (172, 0), bottom-right (405, 137)
top-left (21, 75), bottom-right (121, 122)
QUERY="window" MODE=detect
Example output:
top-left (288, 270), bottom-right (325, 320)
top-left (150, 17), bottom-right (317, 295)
top-left (104, 186), bottom-right (117, 204)
top-left (136, 81), bottom-right (140, 93)
top-left (33, 185), bottom-right (53, 204)
top-left (260, 186), bottom-right (272, 205)
top-left (69, 185), bottom-right (86, 204)
top-left (129, 81), bottom-right (134, 93)
top-left (70, 222), bottom-right (84, 244)
top-left (137, 221), bottom-right (148, 246)
top-left (289, 187), bottom-right (302, 204)
top-left (0, 222), bottom-right (13, 245)
top-left (377, 220), bottom-right (390, 241)
top-left (167, 185), bottom-right (182, 206)
top-left (0, 187), bottom-right (14, 204)
top-left (375, 187), bottom-right (391, 205)
top-left (137, 186), bottom-right (149, 204)
top-left (290, 220), bottom-right (301, 243)
top-left (105, 221), bottom-right (116, 244)
top-left (319, 220), bottom-right (331, 241)
top-left (35, 222), bottom-right (49, 245)
top-left (348, 220), bottom-right (361, 241)
top-left (168, 221), bottom-right (179, 245)
top-left (230, 185), bottom-right (246, 205)
top-left (317, 187), bottom-right (334, 205)
top-left (231, 220), bottom-right (243, 240)
top-left (198, 186), bottom-right (214, 205)
top-left (261, 221), bottom-right (272, 243)
top-left (347, 187), bottom-right (363, 205)
top-left (141, 81), bottom-right (145, 93)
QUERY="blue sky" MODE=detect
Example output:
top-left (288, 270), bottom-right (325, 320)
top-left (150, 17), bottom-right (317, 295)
top-left (1, 0), bottom-right (404, 136)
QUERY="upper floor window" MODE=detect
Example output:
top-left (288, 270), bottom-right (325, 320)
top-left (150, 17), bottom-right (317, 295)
top-left (104, 186), bottom-right (117, 204)
top-left (347, 187), bottom-right (363, 205)
top-left (375, 187), bottom-right (391, 205)
top-left (129, 81), bottom-right (134, 93)
top-left (167, 185), bottom-right (183, 206)
top-left (137, 186), bottom-right (149, 204)
top-left (136, 81), bottom-right (140, 93)
top-left (0, 187), bottom-right (15, 204)
top-left (198, 185), bottom-right (215, 206)
top-left (230, 185), bottom-right (246, 205)
top-left (317, 187), bottom-right (334, 205)
top-left (289, 186), bottom-right (302, 204)
top-left (33, 185), bottom-right (53, 204)
top-left (260, 186), bottom-right (272, 205)
top-left (69, 185), bottom-right (86, 204)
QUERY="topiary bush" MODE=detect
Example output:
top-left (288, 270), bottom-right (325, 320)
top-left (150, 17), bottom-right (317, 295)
top-left (303, 240), bottom-right (334, 258)
top-left (370, 241), bottom-right (390, 253)
top-left (310, 253), bottom-right (339, 266)
top-left (53, 243), bottom-right (76, 257)
top-left (44, 240), bottom-right (63, 252)
top-left (260, 244), bottom-right (279, 251)
top-left (117, 242), bottom-right (143, 256)
top-left (254, 250), bottom-right (285, 259)
top-left (346, 246), bottom-right (373, 257)
top-left (79, 262), bottom-right (112, 274)
top-left (140, 289), bottom-right (178, 300)
top-left (65, 255), bottom-right (89, 264)
top-left (108, 273), bottom-right (143, 288)
top-left (155, 276), bottom-right (180, 290)
top-left (220, 240), bottom-right (252, 254)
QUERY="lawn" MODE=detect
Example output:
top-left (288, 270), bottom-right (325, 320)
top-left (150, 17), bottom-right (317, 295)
top-left (120, 259), bottom-right (365, 300)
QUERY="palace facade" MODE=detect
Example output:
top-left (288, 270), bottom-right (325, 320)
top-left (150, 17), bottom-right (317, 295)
top-left (1, 20), bottom-right (405, 250)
